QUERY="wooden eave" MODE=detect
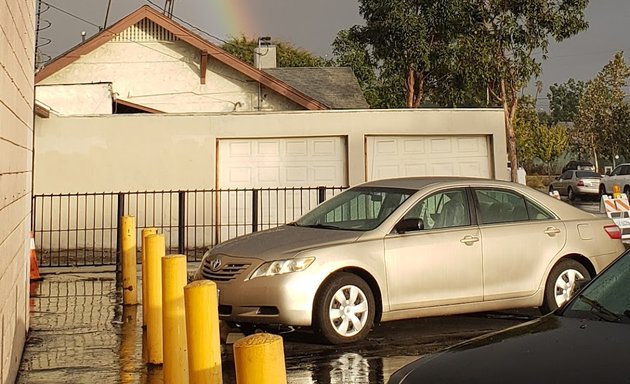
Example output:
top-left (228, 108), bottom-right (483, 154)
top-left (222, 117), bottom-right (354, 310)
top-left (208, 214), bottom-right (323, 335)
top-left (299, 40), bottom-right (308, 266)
top-left (115, 99), bottom-right (163, 114)
top-left (34, 102), bottom-right (50, 118)
top-left (35, 6), bottom-right (328, 111)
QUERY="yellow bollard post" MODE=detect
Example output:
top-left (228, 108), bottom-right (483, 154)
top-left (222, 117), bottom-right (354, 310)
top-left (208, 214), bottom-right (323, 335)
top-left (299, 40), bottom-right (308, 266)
top-left (185, 280), bottom-right (222, 384)
top-left (613, 184), bottom-right (622, 199)
top-left (145, 233), bottom-right (165, 365)
top-left (233, 333), bottom-right (287, 384)
top-left (121, 216), bottom-right (137, 305)
top-left (141, 227), bottom-right (158, 327)
top-left (162, 254), bottom-right (189, 384)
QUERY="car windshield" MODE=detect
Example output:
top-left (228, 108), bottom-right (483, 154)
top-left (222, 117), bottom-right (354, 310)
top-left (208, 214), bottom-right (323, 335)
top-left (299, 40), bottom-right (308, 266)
top-left (575, 171), bottom-right (601, 178)
top-left (294, 187), bottom-right (415, 231)
top-left (562, 250), bottom-right (630, 323)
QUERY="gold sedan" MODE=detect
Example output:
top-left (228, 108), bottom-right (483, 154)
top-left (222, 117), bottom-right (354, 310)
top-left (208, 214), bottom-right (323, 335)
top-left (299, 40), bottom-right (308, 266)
top-left (193, 177), bottom-right (624, 344)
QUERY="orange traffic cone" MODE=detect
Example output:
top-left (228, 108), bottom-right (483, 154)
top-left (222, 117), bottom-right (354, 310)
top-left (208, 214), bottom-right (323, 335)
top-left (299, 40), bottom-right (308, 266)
top-left (29, 232), bottom-right (43, 281)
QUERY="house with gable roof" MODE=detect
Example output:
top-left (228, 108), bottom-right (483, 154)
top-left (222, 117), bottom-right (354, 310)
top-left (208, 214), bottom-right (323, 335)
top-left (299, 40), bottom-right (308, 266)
top-left (35, 5), bottom-right (368, 115)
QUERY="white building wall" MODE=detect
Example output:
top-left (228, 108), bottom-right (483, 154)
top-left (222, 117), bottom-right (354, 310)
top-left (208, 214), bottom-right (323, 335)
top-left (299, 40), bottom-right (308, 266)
top-left (36, 83), bottom-right (113, 115)
top-left (34, 109), bottom-right (508, 194)
top-left (0, 0), bottom-right (36, 382)
top-left (37, 28), bottom-right (302, 113)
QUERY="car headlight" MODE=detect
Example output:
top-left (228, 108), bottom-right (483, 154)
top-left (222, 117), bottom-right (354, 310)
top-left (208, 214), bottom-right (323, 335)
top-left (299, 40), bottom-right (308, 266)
top-left (250, 257), bottom-right (315, 279)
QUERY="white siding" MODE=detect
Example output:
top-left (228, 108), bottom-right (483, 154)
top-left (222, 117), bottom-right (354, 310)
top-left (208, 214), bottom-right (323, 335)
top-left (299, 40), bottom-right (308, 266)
top-left (0, 0), bottom-right (36, 382)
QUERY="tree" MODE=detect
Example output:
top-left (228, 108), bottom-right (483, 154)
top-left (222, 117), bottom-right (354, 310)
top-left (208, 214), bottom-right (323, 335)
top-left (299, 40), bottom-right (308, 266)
top-left (548, 78), bottom-right (585, 124)
top-left (461, 0), bottom-right (589, 182)
top-left (572, 52), bottom-right (630, 170)
top-left (536, 124), bottom-right (569, 176)
top-left (514, 96), bottom-right (540, 170)
top-left (221, 36), bottom-right (331, 67)
top-left (332, 28), bottom-right (381, 107)
top-left (340, 0), bottom-right (466, 108)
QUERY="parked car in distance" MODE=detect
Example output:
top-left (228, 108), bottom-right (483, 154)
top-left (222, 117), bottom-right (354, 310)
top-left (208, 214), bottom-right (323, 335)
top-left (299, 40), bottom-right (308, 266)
top-left (548, 170), bottom-right (602, 201)
top-left (599, 163), bottom-right (630, 198)
top-left (561, 160), bottom-right (595, 173)
top-left (388, 247), bottom-right (630, 384)
top-left (193, 177), bottom-right (624, 344)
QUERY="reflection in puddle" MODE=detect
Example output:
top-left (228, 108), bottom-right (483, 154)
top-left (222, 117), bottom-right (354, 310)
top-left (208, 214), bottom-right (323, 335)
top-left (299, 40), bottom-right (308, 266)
top-left (286, 352), bottom-right (420, 384)
top-left (19, 272), bottom-right (424, 384)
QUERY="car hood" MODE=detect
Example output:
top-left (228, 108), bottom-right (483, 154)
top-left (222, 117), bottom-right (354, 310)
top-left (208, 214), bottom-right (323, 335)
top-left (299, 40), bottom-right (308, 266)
top-left (209, 225), bottom-right (364, 260)
top-left (390, 315), bottom-right (630, 383)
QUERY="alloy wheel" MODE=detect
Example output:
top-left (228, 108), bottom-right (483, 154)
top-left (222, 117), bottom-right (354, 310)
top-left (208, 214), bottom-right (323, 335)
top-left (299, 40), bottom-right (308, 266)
top-left (328, 284), bottom-right (369, 337)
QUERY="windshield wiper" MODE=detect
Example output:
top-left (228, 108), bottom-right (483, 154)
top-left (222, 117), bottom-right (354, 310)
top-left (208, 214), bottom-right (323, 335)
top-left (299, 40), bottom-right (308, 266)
top-left (578, 294), bottom-right (622, 322)
top-left (300, 223), bottom-right (341, 230)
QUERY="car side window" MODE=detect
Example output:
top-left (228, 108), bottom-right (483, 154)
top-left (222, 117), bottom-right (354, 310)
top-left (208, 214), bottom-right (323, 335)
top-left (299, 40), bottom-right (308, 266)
top-left (611, 166), bottom-right (622, 176)
top-left (622, 165), bottom-right (630, 176)
top-left (403, 188), bottom-right (470, 230)
top-left (475, 189), bottom-right (552, 224)
top-left (560, 171), bottom-right (572, 179)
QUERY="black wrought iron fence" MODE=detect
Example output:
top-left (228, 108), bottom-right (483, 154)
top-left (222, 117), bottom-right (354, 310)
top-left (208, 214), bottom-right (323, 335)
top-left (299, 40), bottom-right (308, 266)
top-left (32, 186), bottom-right (347, 267)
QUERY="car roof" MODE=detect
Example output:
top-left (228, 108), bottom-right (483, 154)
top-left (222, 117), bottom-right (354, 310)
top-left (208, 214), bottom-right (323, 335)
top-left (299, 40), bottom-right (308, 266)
top-left (357, 176), bottom-right (521, 190)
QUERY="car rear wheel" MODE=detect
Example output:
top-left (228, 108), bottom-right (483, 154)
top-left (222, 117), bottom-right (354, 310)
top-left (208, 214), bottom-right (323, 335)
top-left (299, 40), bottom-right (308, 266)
top-left (541, 259), bottom-right (590, 313)
top-left (314, 273), bottom-right (375, 344)
top-left (567, 187), bottom-right (575, 201)
top-left (624, 186), bottom-right (630, 200)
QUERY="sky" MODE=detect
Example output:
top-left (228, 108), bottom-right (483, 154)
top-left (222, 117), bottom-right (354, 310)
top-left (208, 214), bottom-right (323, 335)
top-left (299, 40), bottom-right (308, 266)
top-left (37, 0), bottom-right (630, 108)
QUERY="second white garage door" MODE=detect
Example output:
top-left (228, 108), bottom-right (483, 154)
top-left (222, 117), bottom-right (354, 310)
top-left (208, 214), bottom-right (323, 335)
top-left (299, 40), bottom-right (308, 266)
top-left (366, 135), bottom-right (492, 181)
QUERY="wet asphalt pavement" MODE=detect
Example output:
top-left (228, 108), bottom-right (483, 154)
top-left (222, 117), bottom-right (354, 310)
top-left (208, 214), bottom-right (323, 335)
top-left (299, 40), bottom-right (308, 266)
top-left (17, 199), bottom-right (601, 384)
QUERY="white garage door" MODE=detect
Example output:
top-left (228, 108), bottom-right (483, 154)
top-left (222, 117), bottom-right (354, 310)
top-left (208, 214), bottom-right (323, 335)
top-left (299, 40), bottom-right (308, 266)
top-left (218, 137), bottom-right (347, 188)
top-left (217, 137), bottom-right (347, 240)
top-left (366, 135), bottom-right (491, 181)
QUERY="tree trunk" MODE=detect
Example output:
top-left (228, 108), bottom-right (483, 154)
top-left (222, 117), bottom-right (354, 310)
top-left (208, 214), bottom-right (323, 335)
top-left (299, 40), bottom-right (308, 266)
top-left (501, 79), bottom-right (519, 183)
top-left (406, 68), bottom-right (415, 108)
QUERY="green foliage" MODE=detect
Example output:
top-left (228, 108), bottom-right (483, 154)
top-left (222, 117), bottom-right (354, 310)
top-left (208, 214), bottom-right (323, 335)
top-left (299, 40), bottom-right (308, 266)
top-left (456, 0), bottom-right (589, 180)
top-left (514, 96), bottom-right (540, 165)
top-left (572, 52), bottom-right (630, 168)
top-left (536, 124), bottom-right (569, 174)
top-left (334, 0), bottom-right (474, 108)
top-left (222, 36), bottom-right (331, 68)
top-left (332, 28), bottom-right (381, 107)
top-left (548, 79), bottom-right (585, 123)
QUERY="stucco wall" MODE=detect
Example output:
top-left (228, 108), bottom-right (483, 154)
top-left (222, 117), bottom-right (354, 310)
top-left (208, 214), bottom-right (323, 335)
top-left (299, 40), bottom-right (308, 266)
top-left (36, 83), bottom-right (113, 115)
top-left (37, 37), bottom-right (302, 113)
top-left (34, 109), bottom-right (508, 194)
top-left (0, 0), bottom-right (35, 382)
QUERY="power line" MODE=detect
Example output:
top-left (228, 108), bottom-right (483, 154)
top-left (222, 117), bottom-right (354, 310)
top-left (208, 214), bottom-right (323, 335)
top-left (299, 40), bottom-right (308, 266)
top-left (40, 0), bottom-right (101, 29)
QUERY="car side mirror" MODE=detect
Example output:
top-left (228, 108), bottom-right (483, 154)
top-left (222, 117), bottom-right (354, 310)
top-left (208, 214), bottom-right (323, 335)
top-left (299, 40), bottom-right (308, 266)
top-left (395, 218), bottom-right (424, 234)
top-left (606, 170), bottom-right (611, 176)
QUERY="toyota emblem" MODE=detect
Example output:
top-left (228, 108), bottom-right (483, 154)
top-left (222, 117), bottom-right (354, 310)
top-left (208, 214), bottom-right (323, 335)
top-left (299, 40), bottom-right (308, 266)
top-left (209, 257), bottom-right (222, 272)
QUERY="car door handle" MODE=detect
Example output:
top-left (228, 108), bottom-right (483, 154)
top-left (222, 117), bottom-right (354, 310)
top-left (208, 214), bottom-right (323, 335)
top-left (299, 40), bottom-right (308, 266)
top-left (460, 235), bottom-right (480, 245)
top-left (544, 227), bottom-right (561, 236)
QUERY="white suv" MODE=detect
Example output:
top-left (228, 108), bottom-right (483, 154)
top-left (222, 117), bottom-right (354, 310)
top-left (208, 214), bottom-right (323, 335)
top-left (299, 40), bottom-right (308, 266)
top-left (599, 163), bottom-right (630, 197)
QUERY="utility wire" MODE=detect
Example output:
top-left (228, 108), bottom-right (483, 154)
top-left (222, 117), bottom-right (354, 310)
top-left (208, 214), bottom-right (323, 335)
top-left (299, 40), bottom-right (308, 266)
top-left (39, 0), bottom-right (101, 29)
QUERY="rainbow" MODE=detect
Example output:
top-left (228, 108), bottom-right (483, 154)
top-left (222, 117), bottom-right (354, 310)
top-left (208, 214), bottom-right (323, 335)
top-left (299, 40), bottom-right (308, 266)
top-left (210, 0), bottom-right (258, 39)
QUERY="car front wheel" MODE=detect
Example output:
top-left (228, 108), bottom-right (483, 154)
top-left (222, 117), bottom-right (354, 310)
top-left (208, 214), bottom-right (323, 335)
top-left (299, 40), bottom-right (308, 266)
top-left (599, 184), bottom-right (607, 198)
top-left (314, 272), bottom-right (375, 344)
top-left (541, 259), bottom-right (590, 313)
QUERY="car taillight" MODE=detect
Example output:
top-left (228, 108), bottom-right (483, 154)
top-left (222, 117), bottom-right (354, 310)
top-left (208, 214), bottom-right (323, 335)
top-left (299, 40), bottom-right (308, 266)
top-left (577, 180), bottom-right (585, 186)
top-left (604, 224), bottom-right (621, 239)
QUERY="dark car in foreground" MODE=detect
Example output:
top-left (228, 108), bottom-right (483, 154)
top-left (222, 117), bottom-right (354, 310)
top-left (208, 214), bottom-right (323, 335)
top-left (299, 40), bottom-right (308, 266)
top-left (388, 247), bottom-right (630, 383)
